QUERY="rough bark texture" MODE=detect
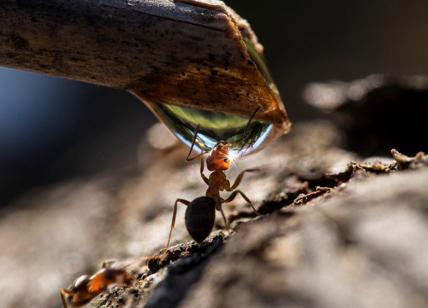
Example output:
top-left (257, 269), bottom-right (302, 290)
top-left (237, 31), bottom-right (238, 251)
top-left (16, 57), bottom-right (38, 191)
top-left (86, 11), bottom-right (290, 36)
top-left (0, 0), bottom-right (289, 128)
top-left (0, 58), bottom-right (427, 308)
top-left (88, 122), bottom-right (428, 308)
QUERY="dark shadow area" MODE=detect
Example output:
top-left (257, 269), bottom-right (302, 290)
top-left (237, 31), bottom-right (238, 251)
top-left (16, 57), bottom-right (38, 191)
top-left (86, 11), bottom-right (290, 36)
top-left (335, 83), bottom-right (428, 156)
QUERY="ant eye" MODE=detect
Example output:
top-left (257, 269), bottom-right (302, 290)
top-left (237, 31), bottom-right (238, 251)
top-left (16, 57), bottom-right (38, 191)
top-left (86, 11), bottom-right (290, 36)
top-left (224, 158), bottom-right (229, 163)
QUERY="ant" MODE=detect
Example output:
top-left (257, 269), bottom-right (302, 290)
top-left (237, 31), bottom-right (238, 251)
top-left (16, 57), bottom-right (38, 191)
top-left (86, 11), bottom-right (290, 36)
top-left (60, 260), bottom-right (134, 308)
top-left (166, 108), bottom-right (261, 247)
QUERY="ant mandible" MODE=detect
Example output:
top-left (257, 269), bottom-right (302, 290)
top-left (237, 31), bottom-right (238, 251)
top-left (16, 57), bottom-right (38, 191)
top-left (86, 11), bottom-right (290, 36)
top-left (166, 108), bottom-right (261, 247)
top-left (60, 260), bottom-right (134, 308)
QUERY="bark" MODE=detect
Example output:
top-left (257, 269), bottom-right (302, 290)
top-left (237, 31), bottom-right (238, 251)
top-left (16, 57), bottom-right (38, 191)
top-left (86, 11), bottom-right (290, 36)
top-left (0, 72), bottom-right (426, 307)
top-left (1, 121), bottom-right (427, 308)
top-left (0, 0), bottom-right (289, 128)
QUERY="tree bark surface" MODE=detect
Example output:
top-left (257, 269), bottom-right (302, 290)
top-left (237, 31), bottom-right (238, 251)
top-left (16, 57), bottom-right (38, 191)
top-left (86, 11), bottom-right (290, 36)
top-left (1, 118), bottom-right (427, 308)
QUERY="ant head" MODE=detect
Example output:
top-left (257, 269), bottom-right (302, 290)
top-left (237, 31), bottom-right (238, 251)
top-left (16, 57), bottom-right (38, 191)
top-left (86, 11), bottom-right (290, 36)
top-left (206, 141), bottom-right (231, 171)
top-left (185, 197), bottom-right (216, 243)
top-left (61, 274), bottom-right (93, 307)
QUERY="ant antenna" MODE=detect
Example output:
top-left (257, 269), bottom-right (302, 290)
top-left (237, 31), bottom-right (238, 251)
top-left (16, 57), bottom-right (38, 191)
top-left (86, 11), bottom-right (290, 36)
top-left (186, 124), bottom-right (206, 161)
top-left (238, 106), bottom-right (261, 154)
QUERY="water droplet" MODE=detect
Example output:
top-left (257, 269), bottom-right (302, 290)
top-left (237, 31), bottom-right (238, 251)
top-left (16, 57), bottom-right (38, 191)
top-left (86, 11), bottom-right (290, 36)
top-left (147, 102), bottom-right (276, 157)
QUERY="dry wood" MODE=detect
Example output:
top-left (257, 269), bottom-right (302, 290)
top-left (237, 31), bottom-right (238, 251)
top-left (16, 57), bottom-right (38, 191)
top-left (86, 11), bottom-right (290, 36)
top-left (0, 0), bottom-right (290, 130)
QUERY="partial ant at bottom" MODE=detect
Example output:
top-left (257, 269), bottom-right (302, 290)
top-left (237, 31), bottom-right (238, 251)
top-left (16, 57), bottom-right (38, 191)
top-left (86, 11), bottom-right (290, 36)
top-left (60, 260), bottom-right (134, 308)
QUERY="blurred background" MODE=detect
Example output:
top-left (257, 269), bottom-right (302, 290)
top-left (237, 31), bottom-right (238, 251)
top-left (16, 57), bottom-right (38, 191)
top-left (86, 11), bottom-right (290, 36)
top-left (1, 0), bottom-right (428, 206)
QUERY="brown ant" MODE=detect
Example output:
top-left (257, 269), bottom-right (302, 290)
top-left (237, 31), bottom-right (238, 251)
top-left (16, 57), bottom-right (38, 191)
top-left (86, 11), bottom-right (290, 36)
top-left (60, 260), bottom-right (134, 308)
top-left (166, 108), bottom-right (261, 247)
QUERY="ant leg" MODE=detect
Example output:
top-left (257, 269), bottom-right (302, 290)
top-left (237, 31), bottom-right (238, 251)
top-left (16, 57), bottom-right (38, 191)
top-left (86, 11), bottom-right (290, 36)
top-left (186, 124), bottom-right (200, 160)
top-left (239, 106), bottom-right (261, 152)
top-left (185, 124), bottom-right (208, 184)
top-left (229, 168), bottom-right (260, 191)
top-left (186, 125), bottom-right (207, 162)
top-left (223, 190), bottom-right (260, 215)
top-left (101, 259), bottom-right (116, 268)
top-left (166, 199), bottom-right (191, 248)
top-left (60, 289), bottom-right (69, 308)
top-left (199, 156), bottom-right (209, 185)
top-left (240, 106), bottom-right (261, 143)
top-left (187, 151), bottom-right (205, 162)
top-left (219, 206), bottom-right (230, 229)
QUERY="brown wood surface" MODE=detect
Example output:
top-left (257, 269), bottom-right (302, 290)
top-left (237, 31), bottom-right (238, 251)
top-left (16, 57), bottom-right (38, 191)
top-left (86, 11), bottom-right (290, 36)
top-left (0, 0), bottom-right (290, 130)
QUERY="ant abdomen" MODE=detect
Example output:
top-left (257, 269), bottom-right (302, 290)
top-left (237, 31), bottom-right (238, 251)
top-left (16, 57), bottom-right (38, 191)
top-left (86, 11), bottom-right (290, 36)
top-left (185, 196), bottom-right (216, 243)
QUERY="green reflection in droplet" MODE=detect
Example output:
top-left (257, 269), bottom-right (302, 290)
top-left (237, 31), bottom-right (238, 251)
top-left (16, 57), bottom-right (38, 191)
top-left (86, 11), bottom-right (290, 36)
top-left (150, 102), bottom-right (273, 157)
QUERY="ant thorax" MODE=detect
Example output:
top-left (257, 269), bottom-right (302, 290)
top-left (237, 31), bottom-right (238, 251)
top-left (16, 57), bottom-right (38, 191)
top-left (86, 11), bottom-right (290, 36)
top-left (206, 171), bottom-right (230, 199)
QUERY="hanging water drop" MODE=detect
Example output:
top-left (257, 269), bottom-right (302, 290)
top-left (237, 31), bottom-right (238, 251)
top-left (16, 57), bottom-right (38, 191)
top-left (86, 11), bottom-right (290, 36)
top-left (148, 102), bottom-right (275, 157)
